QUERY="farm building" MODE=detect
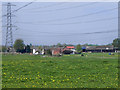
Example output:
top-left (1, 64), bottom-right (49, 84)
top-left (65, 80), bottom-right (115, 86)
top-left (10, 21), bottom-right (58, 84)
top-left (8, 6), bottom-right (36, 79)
top-left (31, 46), bottom-right (40, 55)
top-left (31, 46), bottom-right (46, 55)
top-left (82, 45), bottom-right (116, 52)
top-left (62, 46), bottom-right (76, 54)
top-left (51, 48), bottom-right (62, 56)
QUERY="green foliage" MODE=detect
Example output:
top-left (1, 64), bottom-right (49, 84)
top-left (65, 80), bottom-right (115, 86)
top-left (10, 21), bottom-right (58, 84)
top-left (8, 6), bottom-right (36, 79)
top-left (83, 43), bottom-right (99, 46)
top-left (107, 43), bottom-right (112, 45)
top-left (38, 46), bottom-right (42, 50)
top-left (76, 44), bottom-right (81, 52)
top-left (2, 46), bottom-right (6, 52)
top-left (88, 44), bottom-right (99, 46)
top-left (2, 53), bottom-right (118, 88)
top-left (63, 43), bottom-right (67, 47)
top-left (46, 49), bottom-right (52, 56)
top-left (57, 43), bottom-right (62, 47)
top-left (14, 39), bottom-right (25, 53)
top-left (29, 43), bottom-right (32, 47)
top-left (112, 38), bottom-right (120, 48)
top-left (83, 43), bottom-right (88, 46)
top-left (25, 45), bottom-right (31, 53)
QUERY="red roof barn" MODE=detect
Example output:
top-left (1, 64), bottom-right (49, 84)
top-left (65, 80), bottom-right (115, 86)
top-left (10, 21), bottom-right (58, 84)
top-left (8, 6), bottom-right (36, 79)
top-left (62, 46), bottom-right (75, 52)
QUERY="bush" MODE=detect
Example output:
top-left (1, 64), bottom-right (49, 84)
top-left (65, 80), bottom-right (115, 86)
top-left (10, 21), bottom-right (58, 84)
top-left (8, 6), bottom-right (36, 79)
top-left (46, 49), bottom-right (52, 56)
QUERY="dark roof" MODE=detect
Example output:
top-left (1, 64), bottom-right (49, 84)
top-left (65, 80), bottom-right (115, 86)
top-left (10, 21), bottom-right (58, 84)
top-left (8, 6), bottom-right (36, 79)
top-left (86, 45), bottom-right (114, 50)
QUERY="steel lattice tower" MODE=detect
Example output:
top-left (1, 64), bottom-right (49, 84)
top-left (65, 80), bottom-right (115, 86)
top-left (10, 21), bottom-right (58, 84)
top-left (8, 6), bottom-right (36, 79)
top-left (5, 3), bottom-right (15, 52)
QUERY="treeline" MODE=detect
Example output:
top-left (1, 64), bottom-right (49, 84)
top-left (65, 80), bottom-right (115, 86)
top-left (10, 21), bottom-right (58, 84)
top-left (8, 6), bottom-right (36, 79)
top-left (1, 38), bottom-right (120, 53)
top-left (1, 39), bottom-right (31, 53)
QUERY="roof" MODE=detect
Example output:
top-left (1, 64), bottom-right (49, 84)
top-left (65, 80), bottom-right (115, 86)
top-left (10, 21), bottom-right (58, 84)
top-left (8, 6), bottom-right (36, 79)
top-left (82, 46), bottom-right (86, 49)
top-left (66, 46), bottom-right (75, 49)
top-left (86, 45), bottom-right (114, 50)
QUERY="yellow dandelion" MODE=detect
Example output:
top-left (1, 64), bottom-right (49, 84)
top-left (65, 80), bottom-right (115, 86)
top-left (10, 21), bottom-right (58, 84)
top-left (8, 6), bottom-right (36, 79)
top-left (32, 85), bottom-right (36, 87)
top-left (45, 83), bottom-right (47, 85)
top-left (3, 73), bottom-right (6, 75)
top-left (67, 79), bottom-right (69, 81)
top-left (52, 80), bottom-right (55, 82)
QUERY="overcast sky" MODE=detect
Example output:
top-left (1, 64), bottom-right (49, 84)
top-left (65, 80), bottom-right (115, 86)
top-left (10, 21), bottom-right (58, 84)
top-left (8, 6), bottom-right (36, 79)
top-left (2, 2), bottom-right (118, 45)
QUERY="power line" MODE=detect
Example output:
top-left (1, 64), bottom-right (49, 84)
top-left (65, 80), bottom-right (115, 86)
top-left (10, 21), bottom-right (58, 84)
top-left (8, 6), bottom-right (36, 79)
top-left (10, 3), bottom-right (118, 25)
top-left (12, 0), bottom-right (36, 13)
top-left (12, 28), bottom-right (117, 45)
top-left (44, 17), bottom-right (118, 25)
top-left (13, 28), bottom-right (117, 37)
top-left (34, 7), bottom-right (118, 23)
top-left (2, 1), bottom-right (36, 16)
top-left (25, 2), bottom-right (66, 10)
top-left (17, 16), bottom-right (118, 25)
top-left (2, 2), bottom-right (117, 44)
top-left (30, 2), bottom-right (97, 13)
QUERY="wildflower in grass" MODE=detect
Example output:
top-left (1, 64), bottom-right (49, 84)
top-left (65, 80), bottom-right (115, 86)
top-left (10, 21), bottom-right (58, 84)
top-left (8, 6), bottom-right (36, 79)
top-left (45, 82), bottom-right (47, 85)
top-left (67, 79), bottom-right (69, 81)
top-left (82, 75), bottom-right (85, 77)
top-left (3, 73), bottom-right (6, 75)
top-left (32, 85), bottom-right (36, 87)
top-left (36, 77), bottom-right (38, 79)
top-left (115, 78), bottom-right (118, 80)
top-left (37, 72), bottom-right (39, 74)
top-left (38, 75), bottom-right (40, 76)
top-left (25, 85), bottom-right (28, 88)
top-left (52, 80), bottom-right (55, 82)
top-left (16, 77), bottom-right (19, 80)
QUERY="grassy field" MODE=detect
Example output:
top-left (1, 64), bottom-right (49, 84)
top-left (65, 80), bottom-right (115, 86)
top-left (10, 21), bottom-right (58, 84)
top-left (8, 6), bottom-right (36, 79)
top-left (2, 53), bottom-right (118, 88)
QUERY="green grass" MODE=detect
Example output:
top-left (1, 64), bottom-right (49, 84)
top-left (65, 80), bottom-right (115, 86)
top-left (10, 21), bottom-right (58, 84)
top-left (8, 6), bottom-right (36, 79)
top-left (2, 53), bottom-right (118, 88)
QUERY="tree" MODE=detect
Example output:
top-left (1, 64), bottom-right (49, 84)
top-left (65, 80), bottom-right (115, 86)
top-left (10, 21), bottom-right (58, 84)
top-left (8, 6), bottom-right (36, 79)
top-left (25, 45), bottom-right (31, 53)
top-left (30, 43), bottom-right (32, 47)
top-left (14, 39), bottom-right (25, 53)
top-left (38, 46), bottom-right (42, 50)
top-left (57, 43), bottom-right (62, 47)
top-left (46, 49), bottom-right (52, 56)
top-left (83, 43), bottom-right (88, 46)
top-left (76, 44), bottom-right (82, 52)
top-left (107, 43), bottom-right (112, 45)
top-left (112, 38), bottom-right (120, 48)
top-left (63, 43), bottom-right (67, 47)
top-left (2, 46), bottom-right (6, 52)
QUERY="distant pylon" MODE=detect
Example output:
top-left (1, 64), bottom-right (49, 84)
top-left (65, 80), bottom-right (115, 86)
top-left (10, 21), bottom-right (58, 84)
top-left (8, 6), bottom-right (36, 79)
top-left (5, 3), bottom-right (15, 52)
